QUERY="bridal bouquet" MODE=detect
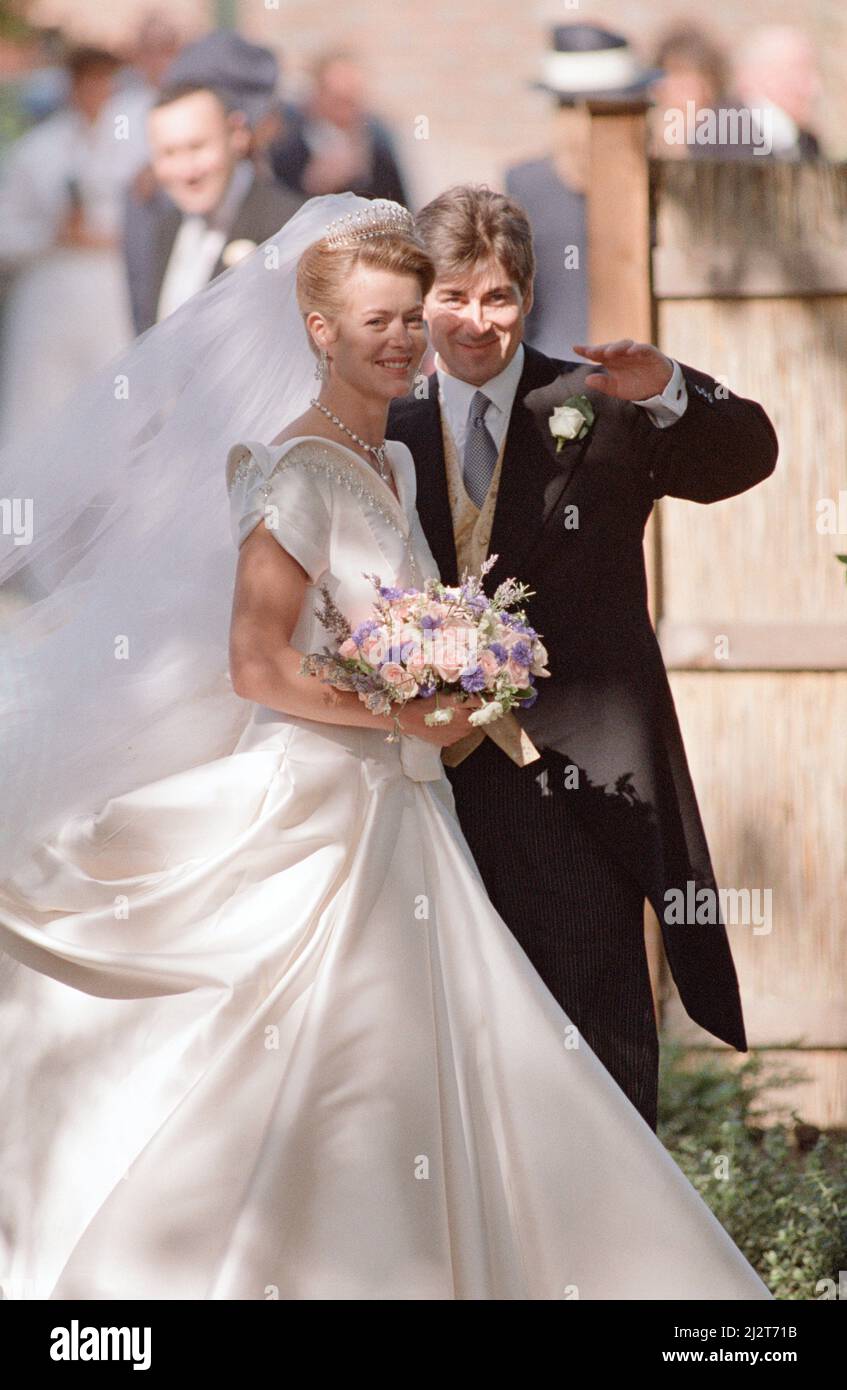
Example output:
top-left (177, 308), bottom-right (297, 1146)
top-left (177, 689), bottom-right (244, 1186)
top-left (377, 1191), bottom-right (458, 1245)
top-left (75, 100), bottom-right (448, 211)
top-left (300, 555), bottom-right (550, 741)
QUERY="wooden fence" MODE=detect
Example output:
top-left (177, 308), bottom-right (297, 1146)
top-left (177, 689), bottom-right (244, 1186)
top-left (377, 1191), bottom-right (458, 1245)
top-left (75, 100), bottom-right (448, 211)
top-left (588, 112), bottom-right (847, 1126)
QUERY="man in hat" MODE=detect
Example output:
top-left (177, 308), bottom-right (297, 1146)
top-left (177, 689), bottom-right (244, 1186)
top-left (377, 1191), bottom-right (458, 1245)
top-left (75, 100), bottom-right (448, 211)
top-left (124, 31), bottom-right (303, 335)
top-left (505, 23), bottom-right (661, 359)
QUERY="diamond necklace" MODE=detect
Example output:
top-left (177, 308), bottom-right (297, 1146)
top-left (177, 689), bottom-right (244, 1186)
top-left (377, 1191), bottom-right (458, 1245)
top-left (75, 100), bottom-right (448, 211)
top-left (309, 397), bottom-right (390, 481)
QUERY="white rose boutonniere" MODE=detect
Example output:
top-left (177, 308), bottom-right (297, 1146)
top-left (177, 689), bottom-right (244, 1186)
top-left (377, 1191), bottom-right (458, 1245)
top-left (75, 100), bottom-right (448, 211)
top-left (548, 395), bottom-right (595, 452)
top-left (221, 238), bottom-right (257, 268)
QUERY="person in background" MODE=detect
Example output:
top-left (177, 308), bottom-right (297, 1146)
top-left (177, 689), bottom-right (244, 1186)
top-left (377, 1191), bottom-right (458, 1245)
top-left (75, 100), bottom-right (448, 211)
top-left (269, 48), bottom-right (407, 205)
top-left (0, 45), bottom-right (136, 443)
top-left (108, 12), bottom-right (184, 177)
top-left (505, 23), bottom-right (660, 360)
top-left (649, 23), bottom-right (739, 160)
top-left (733, 24), bottom-right (823, 161)
top-left (0, 15), bottom-right (50, 151)
top-left (3, 24), bottom-right (70, 130)
top-left (134, 78), bottom-right (302, 334)
top-left (123, 30), bottom-right (303, 336)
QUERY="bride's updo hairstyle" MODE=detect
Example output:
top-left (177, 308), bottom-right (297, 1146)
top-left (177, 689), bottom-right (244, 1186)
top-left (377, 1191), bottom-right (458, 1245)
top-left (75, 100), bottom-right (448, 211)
top-left (296, 201), bottom-right (435, 354)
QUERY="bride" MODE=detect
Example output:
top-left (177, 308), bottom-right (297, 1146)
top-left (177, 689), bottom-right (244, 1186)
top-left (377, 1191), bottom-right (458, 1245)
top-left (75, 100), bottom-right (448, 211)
top-left (0, 192), bottom-right (773, 1301)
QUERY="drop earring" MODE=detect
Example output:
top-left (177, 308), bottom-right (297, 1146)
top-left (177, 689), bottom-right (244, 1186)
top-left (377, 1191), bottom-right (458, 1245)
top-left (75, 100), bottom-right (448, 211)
top-left (314, 348), bottom-right (329, 383)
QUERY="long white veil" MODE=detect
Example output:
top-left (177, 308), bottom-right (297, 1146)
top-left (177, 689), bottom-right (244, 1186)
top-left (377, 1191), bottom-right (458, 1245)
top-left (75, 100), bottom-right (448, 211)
top-left (0, 190), bottom-right (379, 882)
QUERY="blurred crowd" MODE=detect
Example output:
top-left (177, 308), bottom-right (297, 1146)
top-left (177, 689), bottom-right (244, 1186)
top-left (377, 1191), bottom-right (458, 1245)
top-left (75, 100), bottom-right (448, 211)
top-left (0, 14), bottom-right (828, 443)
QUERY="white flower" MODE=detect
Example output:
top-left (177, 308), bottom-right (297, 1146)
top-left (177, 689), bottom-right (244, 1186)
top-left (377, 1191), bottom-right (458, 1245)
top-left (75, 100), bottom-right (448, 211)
top-left (548, 404), bottom-right (587, 444)
top-left (531, 640), bottom-right (551, 676)
top-left (221, 238), bottom-right (257, 268)
top-left (424, 708), bottom-right (454, 726)
top-left (468, 701), bottom-right (504, 727)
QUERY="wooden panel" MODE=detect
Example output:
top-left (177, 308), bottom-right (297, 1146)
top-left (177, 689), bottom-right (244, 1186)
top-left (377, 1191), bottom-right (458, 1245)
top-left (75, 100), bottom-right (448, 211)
top-left (653, 160), bottom-right (847, 299)
top-left (659, 673), bottom-right (847, 1050)
top-left (655, 296), bottom-right (847, 627)
top-left (659, 621), bottom-right (847, 670)
top-left (654, 244), bottom-right (847, 298)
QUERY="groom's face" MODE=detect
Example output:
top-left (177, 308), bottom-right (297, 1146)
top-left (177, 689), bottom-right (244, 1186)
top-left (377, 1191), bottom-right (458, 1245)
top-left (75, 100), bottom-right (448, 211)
top-left (423, 258), bottom-right (533, 386)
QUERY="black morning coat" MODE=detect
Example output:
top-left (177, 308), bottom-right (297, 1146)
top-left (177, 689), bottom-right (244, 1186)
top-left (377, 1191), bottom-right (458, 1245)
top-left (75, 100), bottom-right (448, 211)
top-left (388, 345), bottom-right (779, 1050)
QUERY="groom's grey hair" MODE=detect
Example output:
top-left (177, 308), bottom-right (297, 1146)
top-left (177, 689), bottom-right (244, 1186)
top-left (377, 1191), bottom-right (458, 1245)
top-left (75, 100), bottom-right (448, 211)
top-left (414, 185), bottom-right (535, 297)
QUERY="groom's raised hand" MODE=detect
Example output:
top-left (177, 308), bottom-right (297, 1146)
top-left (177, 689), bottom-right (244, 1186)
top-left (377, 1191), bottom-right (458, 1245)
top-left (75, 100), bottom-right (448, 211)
top-left (571, 339), bottom-right (674, 401)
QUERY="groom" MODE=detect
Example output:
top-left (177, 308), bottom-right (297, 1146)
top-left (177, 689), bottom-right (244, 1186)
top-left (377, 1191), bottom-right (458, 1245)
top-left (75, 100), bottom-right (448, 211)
top-left (388, 184), bottom-right (778, 1132)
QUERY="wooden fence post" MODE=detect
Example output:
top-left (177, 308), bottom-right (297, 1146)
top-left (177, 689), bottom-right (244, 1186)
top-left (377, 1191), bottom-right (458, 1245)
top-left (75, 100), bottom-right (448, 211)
top-left (585, 98), bottom-right (667, 1029)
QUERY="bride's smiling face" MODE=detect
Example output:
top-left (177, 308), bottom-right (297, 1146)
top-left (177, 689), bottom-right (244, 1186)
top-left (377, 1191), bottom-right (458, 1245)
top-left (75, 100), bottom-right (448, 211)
top-left (308, 267), bottom-right (428, 400)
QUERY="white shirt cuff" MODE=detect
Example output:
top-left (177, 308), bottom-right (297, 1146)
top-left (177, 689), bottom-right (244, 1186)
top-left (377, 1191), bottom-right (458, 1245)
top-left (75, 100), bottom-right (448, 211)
top-left (632, 358), bottom-right (688, 428)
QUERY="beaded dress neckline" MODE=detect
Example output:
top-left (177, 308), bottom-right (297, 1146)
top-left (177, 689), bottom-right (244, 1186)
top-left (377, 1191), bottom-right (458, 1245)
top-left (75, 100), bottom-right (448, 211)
top-left (227, 434), bottom-right (420, 585)
top-left (269, 435), bottom-right (406, 519)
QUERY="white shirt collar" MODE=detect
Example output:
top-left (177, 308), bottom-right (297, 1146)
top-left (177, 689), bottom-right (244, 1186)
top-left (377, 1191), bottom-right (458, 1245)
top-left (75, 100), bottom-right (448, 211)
top-left (434, 341), bottom-right (525, 450)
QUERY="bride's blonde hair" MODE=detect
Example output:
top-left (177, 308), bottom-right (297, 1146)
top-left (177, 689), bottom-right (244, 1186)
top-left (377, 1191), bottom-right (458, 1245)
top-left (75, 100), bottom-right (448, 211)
top-left (296, 234), bottom-right (435, 354)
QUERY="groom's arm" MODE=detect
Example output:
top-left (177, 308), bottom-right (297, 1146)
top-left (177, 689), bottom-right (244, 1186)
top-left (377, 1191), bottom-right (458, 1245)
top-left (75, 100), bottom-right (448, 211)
top-left (569, 340), bottom-right (778, 504)
top-left (637, 359), bottom-right (779, 503)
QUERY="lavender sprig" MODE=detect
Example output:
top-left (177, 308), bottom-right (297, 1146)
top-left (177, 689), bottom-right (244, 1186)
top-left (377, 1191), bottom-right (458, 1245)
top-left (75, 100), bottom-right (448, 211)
top-left (313, 585), bottom-right (352, 641)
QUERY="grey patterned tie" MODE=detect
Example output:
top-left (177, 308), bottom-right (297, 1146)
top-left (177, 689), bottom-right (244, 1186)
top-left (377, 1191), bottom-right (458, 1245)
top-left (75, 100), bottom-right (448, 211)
top-left (462, 391), bottom-right (498, 508)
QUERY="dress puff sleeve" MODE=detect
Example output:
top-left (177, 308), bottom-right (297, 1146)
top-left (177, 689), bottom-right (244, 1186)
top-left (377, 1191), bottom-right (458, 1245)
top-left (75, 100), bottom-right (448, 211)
top-left (225, 440), bottom-right (332, 586)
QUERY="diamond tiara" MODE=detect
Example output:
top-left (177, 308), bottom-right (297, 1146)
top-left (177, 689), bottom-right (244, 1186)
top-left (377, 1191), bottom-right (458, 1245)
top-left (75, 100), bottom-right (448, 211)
top-left (323, 200), bottom-right (416, 249)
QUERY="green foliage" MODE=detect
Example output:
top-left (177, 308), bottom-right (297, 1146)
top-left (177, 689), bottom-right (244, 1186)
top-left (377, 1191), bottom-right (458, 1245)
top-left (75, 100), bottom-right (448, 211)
top-left (658, 1039), bottom-right (847, 1300)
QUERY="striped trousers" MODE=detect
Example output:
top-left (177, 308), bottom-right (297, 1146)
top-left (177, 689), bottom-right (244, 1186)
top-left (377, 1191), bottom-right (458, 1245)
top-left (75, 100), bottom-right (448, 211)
top-left (447, 738), bottom-right (659, 1131)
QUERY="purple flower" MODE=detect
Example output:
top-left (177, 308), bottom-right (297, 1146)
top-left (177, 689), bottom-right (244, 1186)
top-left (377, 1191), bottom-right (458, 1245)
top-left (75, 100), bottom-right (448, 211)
top-left (350, 671), bottom-right (384, 693)
top-left (460, 664), bottom-right (487, 693)
top-left (351, 619), bottom-right (379, 646)
top-left (417, 681), bottom-right (436, 698)
top-left (486, 642), bottom-right (508, 665)
top-left (379, 585), bottom-right (407, 600)
top-left (420, 614), bottom-right (442, 630)
top-left (511, 639), bottom-right (532, 667)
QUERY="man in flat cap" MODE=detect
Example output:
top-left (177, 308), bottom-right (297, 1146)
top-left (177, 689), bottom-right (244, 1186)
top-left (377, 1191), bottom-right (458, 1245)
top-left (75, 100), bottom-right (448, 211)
top-left (124, 32), bottom-right (303, 335)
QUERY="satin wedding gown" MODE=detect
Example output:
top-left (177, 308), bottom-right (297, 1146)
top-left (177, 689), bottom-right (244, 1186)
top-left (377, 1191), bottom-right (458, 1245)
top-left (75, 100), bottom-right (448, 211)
top-left (0, 435), bottom-right (773, 1301)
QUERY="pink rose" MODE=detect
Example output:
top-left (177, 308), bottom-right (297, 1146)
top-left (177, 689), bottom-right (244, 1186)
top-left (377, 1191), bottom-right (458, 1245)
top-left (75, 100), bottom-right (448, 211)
top-left (428, 628), bottom-right (475, 682)
top-left (338, 637), bottom-right (358, 659)
top-left (404, 646), bottom-right (427, 678)
top-left (361, 632), bottom-right (388, 666)
top-left (379, 662), bottom-right (418, 701)
top-left (433, 658), bottom-right (464, 682)
top-left (478, 649), bottom-right (500, 682)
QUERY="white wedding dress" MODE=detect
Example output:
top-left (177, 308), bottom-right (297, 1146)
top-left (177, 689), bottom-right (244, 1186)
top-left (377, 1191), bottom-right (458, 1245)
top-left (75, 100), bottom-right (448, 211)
top-left (0, 434), bottom-right (773, 1301)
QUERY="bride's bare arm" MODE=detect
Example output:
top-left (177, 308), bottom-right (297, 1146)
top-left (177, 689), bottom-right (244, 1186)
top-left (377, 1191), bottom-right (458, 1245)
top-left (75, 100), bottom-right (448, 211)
top-left (228, 522), bottom-right (479, 745)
